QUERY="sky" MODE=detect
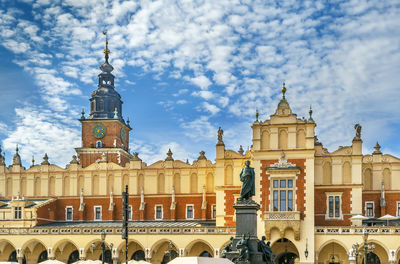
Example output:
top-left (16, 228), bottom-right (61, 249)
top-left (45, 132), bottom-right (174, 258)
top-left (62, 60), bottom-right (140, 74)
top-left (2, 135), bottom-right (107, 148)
top-left (0, 0), bottom-right (399, 167)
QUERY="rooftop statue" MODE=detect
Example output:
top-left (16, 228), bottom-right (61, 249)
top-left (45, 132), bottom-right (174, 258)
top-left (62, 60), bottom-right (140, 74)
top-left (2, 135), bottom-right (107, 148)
top-left (239, 160), bottom-right (255, 201)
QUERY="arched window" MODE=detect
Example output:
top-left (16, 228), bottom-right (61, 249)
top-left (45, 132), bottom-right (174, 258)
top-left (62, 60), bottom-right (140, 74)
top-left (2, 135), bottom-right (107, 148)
top-left (363, 168), bottom-right (372, 190)
top-left (190, 173), bottom-right (198, 193)
top-left (206, 173), bottom-right (214, 193)
top-left (174, 173), bottom-right (181, 193)
top-left (92, 175), bottom-right (99, 195)
top-left (383, 168), bottom-right (391, 190)
top-left (323, 162), bottom-right (332, 185)
top-left (297, 129), bottom-right (306, 149)
top-left (49, 176), bottom-right (56, 195)
top-left (261, 130), bottom-right (270, 150)
top-left (342, 161), bottom-right (352, 184)
top-left (224, 165), bottom-right (233, 185)
top-left (157, 173), bottom-right (165, 193)
top-left (279, 129), bottom-right (288, 149)
top-left (35, 176), bottom-right (41, 196)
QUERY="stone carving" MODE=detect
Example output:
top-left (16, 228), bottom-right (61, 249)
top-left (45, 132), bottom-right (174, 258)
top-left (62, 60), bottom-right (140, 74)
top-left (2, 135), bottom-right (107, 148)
top-left (70, 155), bottom-right (79, 164)
top-left (238, 145), bottom-right (244, 155)
top-left (235, 235), bottom-right (249, 262)
top-left (217, 127), bottom-right (224, 145)
top-left (221, 237), bottom-right (234, 258)
top-left (270, 152), bottom-right (297, 168)
top-left (41, 153), bottom-right (50, 165)
top-left (258, 236), bottom-right (275, 263)
top-left (373, 142), bottom-right (382, 155)
top-left (239, 160), bottom-right (255, 201)
top-left (165, 149), bottom-right (174, 161)
top-left (353, 124), bottom-right (362, 141)
top-left (198, 151), bottom-right (207, 160)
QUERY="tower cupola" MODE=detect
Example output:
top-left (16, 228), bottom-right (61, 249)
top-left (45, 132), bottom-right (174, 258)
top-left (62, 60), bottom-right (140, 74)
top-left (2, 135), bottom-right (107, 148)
top-left (88, 31), bottom-right (124, 122)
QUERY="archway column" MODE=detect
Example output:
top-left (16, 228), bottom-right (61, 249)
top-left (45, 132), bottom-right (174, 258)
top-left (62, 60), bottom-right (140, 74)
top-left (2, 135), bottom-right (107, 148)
top-left (16, 249), bottom-right (23, 264)
top-left (389, 249), bottom-right (397, 263)
top-left (47, 247), bottom-right (55, 260)
top-left (79, 248), bottom-right (86, 260)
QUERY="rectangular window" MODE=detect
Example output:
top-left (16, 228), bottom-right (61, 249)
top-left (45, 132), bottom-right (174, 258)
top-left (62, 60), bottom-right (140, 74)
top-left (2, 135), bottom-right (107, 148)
top-left (366, 202), bottom-right (374, 217)
top-left (128, 205), bottom-right (132, 220)
top-left (186, 205), bottom-right (194, 219)
top-left (212, 205), bottom-right (216, 219)
top-left (155, 205), bottom-right (163, 220)
top-left (65, 206), bottom-right (73, 221)
top-left (94, 206), bottom-right (102, 221)
top-left (397, 202), bottom-right (400, 217)
top-left (326, 193), bottom-right (342, 219)
top-left (271, 178), bottom-right (295, 212)
top-left (14, 207), bottom-right (22, 219)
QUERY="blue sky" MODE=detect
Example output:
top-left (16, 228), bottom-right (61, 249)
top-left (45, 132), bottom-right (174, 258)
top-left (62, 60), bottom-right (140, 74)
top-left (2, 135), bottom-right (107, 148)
top-left (0, 0), bottom-right (399, 166)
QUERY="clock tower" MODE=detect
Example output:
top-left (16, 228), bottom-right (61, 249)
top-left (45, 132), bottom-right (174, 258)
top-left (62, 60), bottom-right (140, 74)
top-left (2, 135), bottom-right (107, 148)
top-left (75, 33), bottom-right (132, 167)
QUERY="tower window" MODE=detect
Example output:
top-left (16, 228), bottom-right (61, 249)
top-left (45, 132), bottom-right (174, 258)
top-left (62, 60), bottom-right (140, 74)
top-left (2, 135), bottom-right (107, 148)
top-left (96, 141), bottom-right (102, 148)
top-left (186, 204), bottom-right (194, 219)
top-left (98, 101), bottom-right (104, 111)
top-left (65, 206), bottom-right (73, 221)
top-left (94, 206), bottom-right (102, 221)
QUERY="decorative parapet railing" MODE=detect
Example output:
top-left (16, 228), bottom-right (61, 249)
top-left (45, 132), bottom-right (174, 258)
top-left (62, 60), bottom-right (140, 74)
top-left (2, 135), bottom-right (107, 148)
top-left (0, 226), bottom-right (235, 235)
top-left (264, 211), bottom-right (301, 221)
top-left (315, 226), bottom-right (400, 235)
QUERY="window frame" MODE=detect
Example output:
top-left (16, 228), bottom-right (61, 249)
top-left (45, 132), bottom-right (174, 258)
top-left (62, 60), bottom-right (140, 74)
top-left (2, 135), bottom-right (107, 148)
top-left (270, 177), bottom-right (296, 212)
top-left (211, 204), bottom-right (216, 219)
top-left (365, 201), bottom-right (374, 218)
top-left (155, 205), bottom-right (163, 220)
top-left (65, 206), bottom-right (73, 221)
top-left (397, 202), bottom-right (400, 217)
top-left (325, 192), bottom-right (343, 220)
top-left (94, 206), bottom-right (102, 221)
top-left (14, 207), bottom-right (22, 220)
top-left (128, 205), bottom-right (132, 220)
top-left (186, 204), bottom-right (194, 220)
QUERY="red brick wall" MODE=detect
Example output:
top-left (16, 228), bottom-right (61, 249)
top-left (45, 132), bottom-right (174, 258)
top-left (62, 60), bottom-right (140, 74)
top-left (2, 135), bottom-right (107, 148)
top-left (224, 189), bottom-right (240, 226)
top-left (260, 159), bottom-right (306, 220)
top-left (36, 199), bottom-right (58, 225)
top-left (362, 192), bottom-right (400, 217)
top-left (37, 194), bottom-right (216, 223)
top-left (314, 188), bottom-right (352, 226)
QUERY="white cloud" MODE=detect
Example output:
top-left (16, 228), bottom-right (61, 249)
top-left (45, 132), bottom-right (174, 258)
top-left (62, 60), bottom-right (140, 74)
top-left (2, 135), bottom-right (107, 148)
top-left (188, 75), bottom-right (212, 90)
top-left (202, 102), bottom-right (220, 115)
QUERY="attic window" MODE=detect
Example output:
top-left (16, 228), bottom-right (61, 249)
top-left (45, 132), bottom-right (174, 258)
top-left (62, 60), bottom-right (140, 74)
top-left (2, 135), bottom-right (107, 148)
top-left (14, 207), bottom-right (22, 219)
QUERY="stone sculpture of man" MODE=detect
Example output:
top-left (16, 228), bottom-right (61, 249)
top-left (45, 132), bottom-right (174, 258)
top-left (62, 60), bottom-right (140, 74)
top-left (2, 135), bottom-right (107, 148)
top-left (239, 160), bottom-right (255, 201)
top-left (258, 236), bottom-right (275, 263)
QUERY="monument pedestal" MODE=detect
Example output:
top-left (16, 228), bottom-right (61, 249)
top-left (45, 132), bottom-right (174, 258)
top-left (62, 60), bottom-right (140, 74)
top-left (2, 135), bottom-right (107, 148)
top-left (222, 200), bottom-right (269, 264)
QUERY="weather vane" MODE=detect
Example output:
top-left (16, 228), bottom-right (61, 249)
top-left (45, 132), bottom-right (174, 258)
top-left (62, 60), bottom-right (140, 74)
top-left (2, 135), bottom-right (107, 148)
top-left (103, 30), bottom-right (110, 63)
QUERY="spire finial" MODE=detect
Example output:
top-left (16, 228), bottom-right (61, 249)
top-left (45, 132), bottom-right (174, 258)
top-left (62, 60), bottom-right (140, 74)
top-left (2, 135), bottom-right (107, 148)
top-left (32, 155), bottom-right (35, 166)
top-left (103, 31), bottom-right (110, 63)
top-left (255, 109), bottom-right (259, 122)
top-left (281, 82), bottom-right (287, 99)
top-left (308, 105), bottom-right (314, 122)
top-left (81, 108), bottom-right (85, 120)
top-left (16, 144), bottom-right (19, 153)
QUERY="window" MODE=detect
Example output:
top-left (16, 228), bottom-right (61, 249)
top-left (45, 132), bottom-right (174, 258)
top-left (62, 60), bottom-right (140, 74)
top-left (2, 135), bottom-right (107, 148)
top-left (96, 141), bottom-right (102, 148)
top-left (94, 206), bottom-right (102, 221)
top-left (14, 207), bottom-right (22, 219)
top-left (128, 205), bottom-right (132, 220)
top-left (326, 192), bottom-right (343, 219)
top-left (65, 206), bottom-right (73, 221)
top-left (365, 202), bottom-right (374, 217)
top-left (272, 179), bottom-right (294, 211)
top-left (155, 205), bottom-right (163, 220)
top-left (212, 205), bottom-right (216, 219)
top-left (186, 205), bottom-right (194, 219)
top-left (397, 202), bottom-right (400, 217)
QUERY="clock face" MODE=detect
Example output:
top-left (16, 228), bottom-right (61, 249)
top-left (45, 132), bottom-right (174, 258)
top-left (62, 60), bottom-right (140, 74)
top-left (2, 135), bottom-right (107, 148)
top-left (93, 124), bottom-right (106, 139)
top-left (120, 128), bottom-right (126, 142)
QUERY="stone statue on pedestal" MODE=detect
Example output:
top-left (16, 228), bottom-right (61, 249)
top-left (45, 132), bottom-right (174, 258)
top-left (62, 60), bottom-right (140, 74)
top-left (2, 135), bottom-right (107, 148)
top-left (239, 160), bottom-right (255, 201)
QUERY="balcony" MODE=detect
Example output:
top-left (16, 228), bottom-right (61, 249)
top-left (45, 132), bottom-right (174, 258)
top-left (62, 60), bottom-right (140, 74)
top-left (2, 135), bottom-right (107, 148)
top-left (264, 211), bottom-right (301, 240)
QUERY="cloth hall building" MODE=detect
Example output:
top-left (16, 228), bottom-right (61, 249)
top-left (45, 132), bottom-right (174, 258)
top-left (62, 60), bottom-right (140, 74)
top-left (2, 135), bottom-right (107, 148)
top-left (0, 43), bottom-right (400, 264)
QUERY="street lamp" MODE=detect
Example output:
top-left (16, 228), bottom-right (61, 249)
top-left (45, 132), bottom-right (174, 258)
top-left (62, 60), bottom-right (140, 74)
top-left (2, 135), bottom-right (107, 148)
top-left (362, 230), bottom-right (375, 264)
top-left (304, 239), bottom-right (309, 259)
top-left (352, 242), bottom-right (359, 264)
top-left (92, 231), bottom-right (113, 264)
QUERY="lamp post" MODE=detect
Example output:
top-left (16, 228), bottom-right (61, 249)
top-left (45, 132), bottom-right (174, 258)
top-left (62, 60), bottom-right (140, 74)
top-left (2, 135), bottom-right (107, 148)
top-left (362, 230), bottom-right (375, 264)
top-left (304, 239), bottom-right (309, 259)
top-left (352, 242), bottom-right (359, 264)
top-left (92, 231), bottom-right (113, 264)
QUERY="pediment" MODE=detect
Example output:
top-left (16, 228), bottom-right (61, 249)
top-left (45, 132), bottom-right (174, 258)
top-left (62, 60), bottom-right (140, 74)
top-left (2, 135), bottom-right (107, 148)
top-left (332, 146), bottom-right (352, 155)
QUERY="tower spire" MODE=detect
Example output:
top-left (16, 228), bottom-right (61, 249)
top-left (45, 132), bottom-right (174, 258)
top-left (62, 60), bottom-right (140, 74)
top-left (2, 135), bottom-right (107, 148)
top-left (282, 82), bottom-right (286, 99)
top-left (103, 31), bottom-right (110, 63)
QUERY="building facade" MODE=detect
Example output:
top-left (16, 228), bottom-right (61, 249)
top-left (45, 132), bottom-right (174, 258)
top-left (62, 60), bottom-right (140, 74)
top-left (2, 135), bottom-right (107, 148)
top-left (0, 43), bottom-right (400, 264)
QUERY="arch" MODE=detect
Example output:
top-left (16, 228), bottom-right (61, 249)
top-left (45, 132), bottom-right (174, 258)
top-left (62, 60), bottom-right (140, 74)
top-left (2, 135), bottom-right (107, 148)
top-left (150, 240), bottom-right (179, 264)
top-left (6, 177), bottom-right (12, 196)
top-left (261, 130), bottom-right (270, 150)
top-left (67, 250), bottom-right (79, 264)
top-left (362, 239), bottom-right (389, 263)
top-left (190, 173), bottom-right (198, 193)
top-left (49, 176), bottom-right (55, 195)
top-left (131, 250), bottom-right (145, 261)
top-left (342, 161), bottom-right (352, 184)
top-left (107, 174), bottom-right (114, 194)
top-left (278, 129), bottom-right (288, 149)
top-left (206, 173), bottom-right (214, 193)
top-left (137, 174), bottom-right (144, 194)
top-left (116, 239), bottom-right (145, 254)
top-left (21, 176), bottom-right (27, 196)
top-left (157, 173), bottom-right (165, 193)
top-left (173, 173), bottom-right (181, 193)
top-left (296, 129), bottom-right (306, 149)
top-left (77, 175), bottom-right (84, 194)
top-left (21, 239), bottom-right (47, 264)
top-left (363, 168), bottom-right (373, 190)
top-left (99, 249), bottom-right (112, 263)
top-left (271, 238), bottom-right (299, 264)
top-left (322, 161), bottom-right (332, 185)
top-left (185, 239), bottom-right (214, 257)
top-left (0, 240), bottom-right (16, 262)
top-left (52, 239), bottom-right (79, 255)
top-left (92, 175), bottom-right (99, 195)
top-left (116, 239), bottom-right (146, 263)
top-left (224, 165), bottom-right (233, 185)
top-left (383, 168), bottom-right (391, 190)
top-left (34, 176), bottom-right (41, 196)
top-left (64, 176), bottom-right (70, 196)
top-left (317, 239), bottom-right (349, 253)
top-left (317, 241), bottom-right (350, 264)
